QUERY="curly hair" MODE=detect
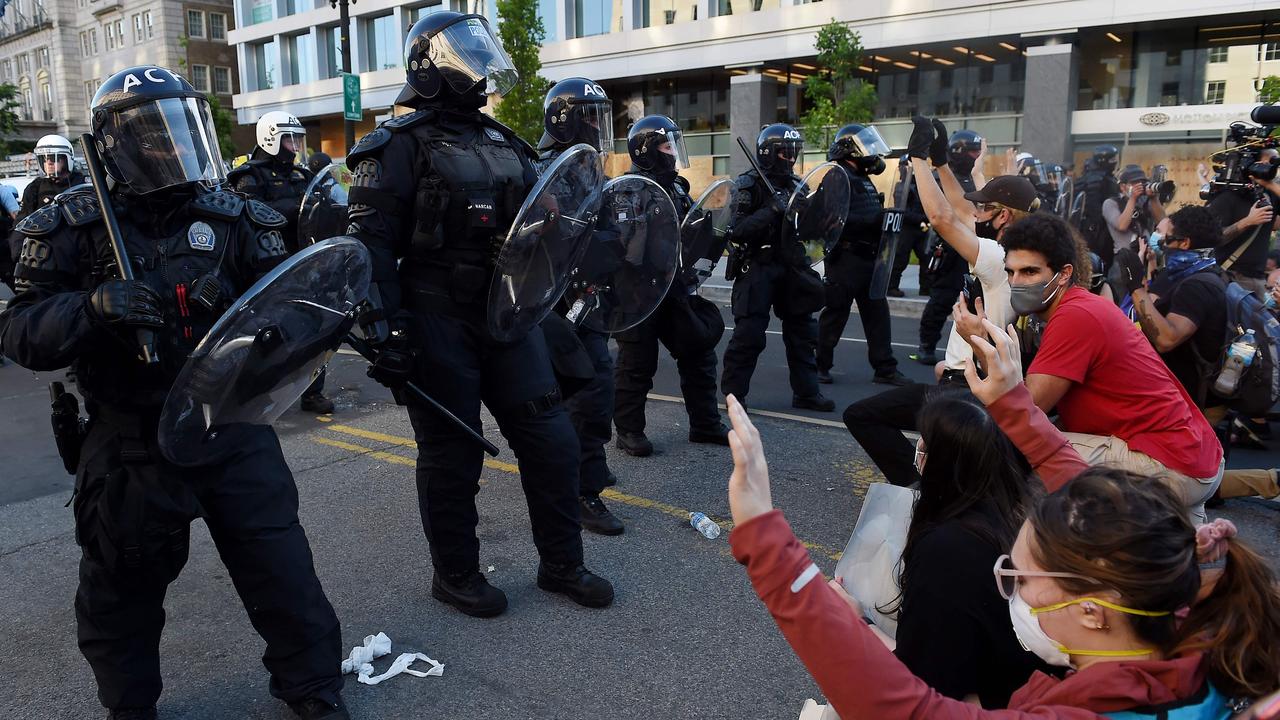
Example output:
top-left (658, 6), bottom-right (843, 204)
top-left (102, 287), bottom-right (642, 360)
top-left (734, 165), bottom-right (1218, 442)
top-left (999, 213), bottom-right (1086, 282)
top-left (1168, 205), bottom-right (1223, 250)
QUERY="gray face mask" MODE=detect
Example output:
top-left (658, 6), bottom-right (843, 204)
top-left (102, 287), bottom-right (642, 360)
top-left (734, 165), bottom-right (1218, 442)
top-left (1009, 271), bottom-right (1063, 316)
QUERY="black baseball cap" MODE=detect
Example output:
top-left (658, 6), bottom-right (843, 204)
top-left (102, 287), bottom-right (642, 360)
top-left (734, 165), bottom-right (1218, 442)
top-left (963, 175), bottom-right (1041, 213)
top-left (1118, 164), bottom-right (1148, 184)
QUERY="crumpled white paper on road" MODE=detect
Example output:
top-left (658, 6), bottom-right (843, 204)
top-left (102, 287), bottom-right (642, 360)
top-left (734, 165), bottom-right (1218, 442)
top-left (340, 632), bottom-right (444, 686)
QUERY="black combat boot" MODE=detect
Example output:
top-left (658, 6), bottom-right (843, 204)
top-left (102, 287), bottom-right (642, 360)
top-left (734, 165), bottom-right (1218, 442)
top-left (537, 561), bottom-right (614, 607)
top-left (431, 569), bottom-right (508, 617)
top-left (300, 392), bottom-right (335, 414)
top-left (579, 495), bottom-right (624, 536)
top-left (108, 709), bottom-right (157, 720)
top-left (688, 423), bottom-right (730, 446)
top-left (792, 393), bottom-right (836, 412)
top-left (289, 696), bottom-right (350, 720)
top-left (615, 432), bottom-right (653, 457)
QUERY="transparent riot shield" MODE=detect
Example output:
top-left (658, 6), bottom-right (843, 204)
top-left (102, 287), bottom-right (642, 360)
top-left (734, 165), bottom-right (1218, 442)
top-left (784, 161), bottom-right (851, 266)
top-left (679, 178), bottom-right (735, 289)
top-left (298, 162), bottom-right (353, 246)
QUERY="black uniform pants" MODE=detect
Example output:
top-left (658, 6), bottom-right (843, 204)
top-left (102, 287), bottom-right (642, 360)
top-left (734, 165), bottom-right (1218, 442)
top-left (817, 251), bottom-right (897, 377)
top-left (842, 376), bottom-right (969, 487)
top-left (918, 266), bottom-right (965, 353)
top-left (567, 328), bottom-right (615, 497)
top-left (73, 415), bottom-right (342, 711)
top-left (721, 261), bottom-right (819, 402)
top-left (888, 229), bottom-right (928, 292)
top-left (614, 294), bottom-right (721, 439)
top-left (403, 309), bottom-right (583, 576)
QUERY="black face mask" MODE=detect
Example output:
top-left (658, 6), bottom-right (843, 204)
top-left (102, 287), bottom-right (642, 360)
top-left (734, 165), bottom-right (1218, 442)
top-left (950, 154), bottom-right (976, 176)
top-left (975, 213), bottom-right (1002, 240)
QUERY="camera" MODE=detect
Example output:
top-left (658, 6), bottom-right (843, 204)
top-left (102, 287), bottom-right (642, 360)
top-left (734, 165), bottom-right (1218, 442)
top-left (1203, 105), bottom-right (1279, 199)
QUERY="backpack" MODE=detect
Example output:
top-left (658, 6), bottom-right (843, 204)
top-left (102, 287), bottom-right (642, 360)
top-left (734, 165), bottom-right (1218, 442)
top-left (1076, 167), bottom-right (1120, 269)
top-left (1105, 682), bottom-right (1233, 720)
top-left (1206, 282), bottom-right (1280, 416)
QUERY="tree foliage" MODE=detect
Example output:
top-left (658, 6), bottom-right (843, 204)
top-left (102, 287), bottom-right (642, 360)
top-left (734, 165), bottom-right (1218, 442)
top-left (1261, 75), bottom-right (1280, 104)
top-left (0, 83), bottom-right (27, 156)
top-left (800, 20), bottom-right (877, 148)
top-left (205, 93), bottom-right (239, 162)
top-left (494, 0), bottom-right (551, 145)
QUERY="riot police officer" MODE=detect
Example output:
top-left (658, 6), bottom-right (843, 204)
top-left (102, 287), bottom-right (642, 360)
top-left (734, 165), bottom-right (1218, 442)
top-left (815, 123), bottom-right (907, 386)
top-left (228, 112), bottom-right (334, 413)
top-left (0, 67), bottom-right (347, 720)
top-left (19, 134), bottom-right (87, 218)
top-left (886, 155), bottom-right (930, 298)
top-left (720, 124), bottom-right (834, 411)
top-left (613, 114), bottom-right (728, 457)
top-left (346, 12), bottom-right (613, 617)
top-left (535, 76), bottom-right (623, 535)
top-left (911, 129), bottom-right (982, 365)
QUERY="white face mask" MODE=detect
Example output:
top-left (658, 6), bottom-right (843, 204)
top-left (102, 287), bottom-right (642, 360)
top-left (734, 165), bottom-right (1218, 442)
top-left (1008, 589), bottom-right (1074, 668)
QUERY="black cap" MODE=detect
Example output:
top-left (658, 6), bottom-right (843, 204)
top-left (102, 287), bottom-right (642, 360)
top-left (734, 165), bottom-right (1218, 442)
top-left (1118, 164), bottom-right (1148, 184)
top-left (963, 175), bottom-right (1041, 213)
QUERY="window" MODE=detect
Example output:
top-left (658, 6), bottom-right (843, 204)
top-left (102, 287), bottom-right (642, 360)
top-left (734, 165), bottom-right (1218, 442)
top-left (572, 0), bottom-right (612, 38)
top-left (144, 11), bottom-right (154, 39)
top-left (1263, 42), bottom-right (1280, 62)
top-left (104, 22), bottom-right (115, 50)
top-left (0, 60), bottom-right (10, 82)
top-left (1160, 81), bottom-right (1179, 106)
top-left (114, 20), bottom-right (123, 47)
top-left (209, 12), bottom-right (227, 40)
top-left (133, 14), bottom-right (143, 43)
top-left (80, 31), bottom-right (89, 56)
top-left (250, 0), bottom-right (274, 24)
top-left (84, 80), bottom-right (96, 106)
top-left (1205, 80), bottom-right (1226, 104)
top-left (190, 64), bottom-right (209, 92)
top-left (19, 54), bottom-right (30, 74)
top-left (35, 47), bottom-right (48, 69)
top-left (1208, 45), bottom-right (1228, 63)
top-left (188, 10), bottom-right (205, 38)
top-left (414, 3), bottom-right (445, 21)
top-left (214, 66), bottom-right (232, 94)
top-left (286, 33), bottom-right (317, 84)
top-left (364, 14), bottom-right (398, 71)
top-left (253, 40), bottom-right (276, 90)
top-left (40, 81), bottom-right (51, 121)
top-left (89, 28), bottom-right (99, 54)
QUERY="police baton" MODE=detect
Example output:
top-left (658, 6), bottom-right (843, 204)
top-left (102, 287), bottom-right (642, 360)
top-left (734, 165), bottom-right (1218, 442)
top-left (343, 333), bottom-right (501, 457)
top-left (79, 133), bottom-right (159, 365)
top-left (736, 137), bottom-right (788, 212)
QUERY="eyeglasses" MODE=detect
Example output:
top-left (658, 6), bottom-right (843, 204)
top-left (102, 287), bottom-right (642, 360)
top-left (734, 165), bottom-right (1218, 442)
top-left (913, 438), bottom-right (926, 470)
top-left (976, 202), bottom-right (1006, 214)
top-left (992, 553), bottom-right (1099, 600)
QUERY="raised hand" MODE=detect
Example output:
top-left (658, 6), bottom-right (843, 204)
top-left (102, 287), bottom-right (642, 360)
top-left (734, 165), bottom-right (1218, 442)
top-left (727, 394), bottom-right (773, 525)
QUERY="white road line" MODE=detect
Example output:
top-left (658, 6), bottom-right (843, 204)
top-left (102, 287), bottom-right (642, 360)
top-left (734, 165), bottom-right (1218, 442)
top-left (723, 325), bottom-right (927, 350)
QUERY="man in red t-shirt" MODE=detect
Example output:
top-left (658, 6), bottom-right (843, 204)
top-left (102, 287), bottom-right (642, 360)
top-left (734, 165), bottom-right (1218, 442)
top-left (996, 214), bottom-right (1223, 521)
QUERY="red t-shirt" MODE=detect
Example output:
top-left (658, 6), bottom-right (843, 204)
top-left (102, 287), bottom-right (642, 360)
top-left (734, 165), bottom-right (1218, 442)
top-left (1028, 286), bottom-right (1221, 478)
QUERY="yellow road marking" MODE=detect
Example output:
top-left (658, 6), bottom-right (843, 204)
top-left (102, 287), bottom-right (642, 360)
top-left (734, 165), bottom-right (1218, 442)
top-left (309, 429), bottom-right (843, 561)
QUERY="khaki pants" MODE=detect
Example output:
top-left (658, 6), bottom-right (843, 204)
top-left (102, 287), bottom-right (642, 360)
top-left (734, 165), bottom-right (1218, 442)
top-left (1063, 433), bottom-right (1224, 523)
top-left (1218, 468), bottom-right (1279, 500)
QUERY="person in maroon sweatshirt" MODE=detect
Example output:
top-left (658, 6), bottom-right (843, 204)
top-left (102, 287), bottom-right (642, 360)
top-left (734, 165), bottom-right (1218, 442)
top-left (725, 362), bottom-right (1280, 718)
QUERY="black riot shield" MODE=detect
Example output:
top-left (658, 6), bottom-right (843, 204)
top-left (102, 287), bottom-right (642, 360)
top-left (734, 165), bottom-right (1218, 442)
top-left (679, 178), bottom-right (735, 289)
top-left (784, 162), bottom-right (851, 266)
top-left (1055, 176), bottom-right (1074, 219)
top-left (562, 174), bottom-right (680, 334)
top-left (158, 237), bottom-right (371, 466)
top-left (298, 163), bottom-right (353, 246)
top-left (869, 162), bottom-right (913, 300)
top-left (488, 143), bottom-right (605, 342)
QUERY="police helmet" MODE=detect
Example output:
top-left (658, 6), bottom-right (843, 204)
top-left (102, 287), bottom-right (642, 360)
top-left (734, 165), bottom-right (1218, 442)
top-left (628, 115), bottom-right (689, 174)
top-left (757, 123), bottom-right (803, 173)
top-left (827, 123), bottom-right (890, 162)
top-left (1092, 145), bottom-right (1119, 171)
top-left (947, 129), bottom-right (983, 175)
top-left (539, 77), bottom-right (614, 154)
top-left (34, 134), bottom-right (75, 179)
top-left (90, 66), bottom-right (225, 196)
top-left (396, 12), bottom-right (518, 106)
top-left (256, 110), bottom-right (307, 164)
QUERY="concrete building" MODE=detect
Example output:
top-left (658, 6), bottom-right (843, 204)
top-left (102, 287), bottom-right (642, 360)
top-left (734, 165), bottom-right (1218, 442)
top-left (227, 0), bottom-right (1280, 199)
top-left (0, 0), bottom-right (251, 161)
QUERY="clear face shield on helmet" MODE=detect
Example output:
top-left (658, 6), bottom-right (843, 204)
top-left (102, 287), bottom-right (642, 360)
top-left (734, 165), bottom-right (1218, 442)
top-left (851, 125), bottom-right (890, 157)
top-left (428, 17), bottom-right (519, 97)
top-left (1020, 159), bottom-right (1047, 185)
top-left (36, 148), bottom-right (73, 179)
top-left (658, 126), bottom-right (690, 172)
top-left (574, 101), bottom-right (614, 156)
top-left (276, 126), bottom-right (307, 165)
top-left (101, 96), bottom-right (226, 195)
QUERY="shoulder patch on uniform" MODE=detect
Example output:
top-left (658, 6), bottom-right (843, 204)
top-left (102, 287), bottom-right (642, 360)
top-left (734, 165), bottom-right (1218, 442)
top-left (347, 128), bottom-right (393, 165)
top-left (246, 199), bottom-right (287, 228)
top-left (15, 204), bottom-right (63, 237)
top-left (60, 193), bottom-right (102, 227)
top-left (480, 116), bottom-right (537, 160)
top-left (191, 190), bottom-right (246, 220)
top-left (383, 109), bottom-right (434, 130)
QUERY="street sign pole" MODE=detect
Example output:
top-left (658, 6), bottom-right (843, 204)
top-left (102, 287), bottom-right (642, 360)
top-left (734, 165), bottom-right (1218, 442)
top-left (332, 0), bottom-right (356, 153)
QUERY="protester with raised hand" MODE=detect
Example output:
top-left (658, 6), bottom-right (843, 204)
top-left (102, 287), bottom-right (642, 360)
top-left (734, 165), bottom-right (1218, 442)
top-left (727, 388), bottom-right (1280, 720)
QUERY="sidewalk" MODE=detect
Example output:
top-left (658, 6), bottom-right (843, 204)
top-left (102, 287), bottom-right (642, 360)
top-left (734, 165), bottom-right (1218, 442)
top-left (698, 260), bottom-right (929, 318)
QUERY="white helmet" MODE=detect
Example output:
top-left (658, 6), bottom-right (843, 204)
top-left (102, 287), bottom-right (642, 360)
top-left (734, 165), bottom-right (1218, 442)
top-left (35, 134), bottom-right (75, 179)
top-left (255, 111), bottom-right (306, 162)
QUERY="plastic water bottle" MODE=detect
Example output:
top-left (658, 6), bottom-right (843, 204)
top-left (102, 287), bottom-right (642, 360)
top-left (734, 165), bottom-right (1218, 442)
top-left (1213, 331), bottom-right (1258, 397)
top-left (689, 512), bottom-right (721, 539)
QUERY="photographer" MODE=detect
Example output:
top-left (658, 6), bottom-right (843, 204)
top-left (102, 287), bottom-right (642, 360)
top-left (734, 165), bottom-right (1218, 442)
top-left (1103, 164), bottom-right (1165, 258)
top-left (1209, 147), bottom-right (1279, 299)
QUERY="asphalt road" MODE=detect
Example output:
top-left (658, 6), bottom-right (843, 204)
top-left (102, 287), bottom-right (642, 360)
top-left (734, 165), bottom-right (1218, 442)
top-left (1, 302), bottom-right (1277, 719)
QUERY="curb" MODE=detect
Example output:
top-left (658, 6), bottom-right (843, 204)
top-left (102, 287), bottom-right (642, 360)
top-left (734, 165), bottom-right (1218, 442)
top-left (698, 284), bottom-right (928, 319)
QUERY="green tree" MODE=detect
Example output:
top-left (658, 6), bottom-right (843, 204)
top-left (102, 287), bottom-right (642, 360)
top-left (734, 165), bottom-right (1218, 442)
top-left (800, 20), bottom-right (878, 149)
top-left (205, 93), bottom-right (239, 161)
top-left (0, 83), bottom-right (27, 156)
top-left (1261, 75), bottom-right (1280, 104)
top-left (494, 0), bottom-right (551, 145)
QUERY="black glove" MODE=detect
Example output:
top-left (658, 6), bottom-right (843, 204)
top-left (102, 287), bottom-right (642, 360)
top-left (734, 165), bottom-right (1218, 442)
top-left (1113, 247), bottom-right (1146, 294)
top-left (366, 347), bottom-right (414, 388)
top-left (85, 280), bottom-right (164, 329)
top-left (929, 118), bottom-right (950, 168)
top-left (907, 116), bottom-right (934, 161)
